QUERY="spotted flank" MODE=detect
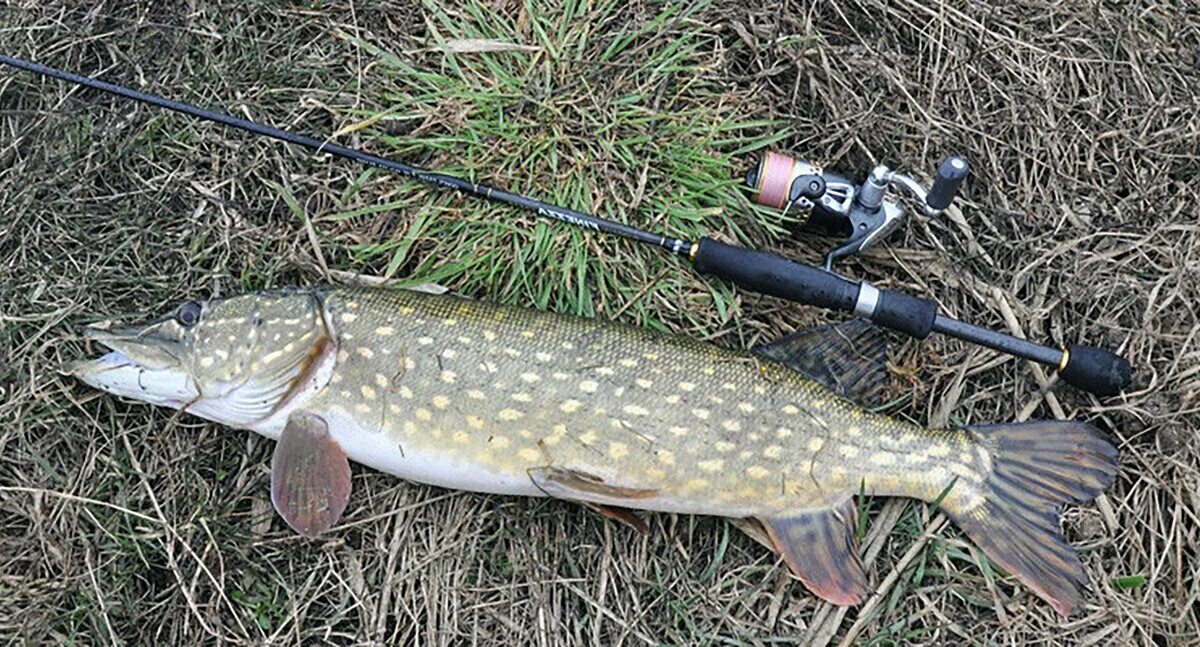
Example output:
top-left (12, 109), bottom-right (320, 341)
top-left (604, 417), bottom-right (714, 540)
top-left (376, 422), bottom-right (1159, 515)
top-left (66, 286), bottom-right (1118, 616)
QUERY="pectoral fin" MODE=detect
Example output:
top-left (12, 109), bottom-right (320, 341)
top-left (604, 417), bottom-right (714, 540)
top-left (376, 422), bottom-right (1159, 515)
top-left (754, 319), bottom-right (889, 409)
top-left (271, 412), bottom-right (351, 537)
top-left (759, 497), bottom-right (869, 605)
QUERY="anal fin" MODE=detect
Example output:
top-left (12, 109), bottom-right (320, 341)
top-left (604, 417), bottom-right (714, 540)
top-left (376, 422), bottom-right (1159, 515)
top-left (759, 497), bottom-right (869, 606)
top-left (754, 319), bottom-right (889, 409)
top-left (271, 412), bottom-right (352, 537)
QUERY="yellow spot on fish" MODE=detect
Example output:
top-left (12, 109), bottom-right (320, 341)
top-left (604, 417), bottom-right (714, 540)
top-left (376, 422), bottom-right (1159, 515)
top-left (714, 441), bottom-right (735, 453)
top-left (579, 380), bottom-right (599, 393)
top-left (683, 478), bottom-right (708, 492)
top-left (807, 437), bottom-right (825, 453)
top-left (441, 370), bottom-right (457, 384)
top-left (518, 448), bottom-right (542, 462)
top-left (764, 445), bottom-right (783, 459)
top-left (665, 394), bottom-right (681, 404)
top-left (443, 318), bottom-right (457, 326)
top-left (698, 459), bottom-right (724, 473)
top-left (635, 378), bottom-right (653, 389)
top-left (551, 371), bottom-right (569, 381)
top-left (342, 313), bottom-right (358, 323)
top-left (959, 451), bottom-right (973, 463)
top-left (691, 408), bottom-right (710, 420)
top-left (608, 442), bottom-right (629, 459)
top-left (442, 348), bottom-right (458, 359)
top-left (560, 399), bottom-right (583, 413)
top-left (455, 336), bottom-right (473, 346)
top-left (596, 366), bottom-right (615, 376)
top-left (669, 426), bottom-right (689, 437)
top-left (452, 431), bottom-right (469, 444)
top-left (511, 392), bottom-right (533, 403)
top-left (336, 350), bottom-right (349, 363)
top-left (782, 404), bottom-right (800, 415)
top-left (812, 400), bottom-right (826, 410)
top-left (619, 358), bottom-right (637, 368)
top-left (870, 452), bottom-right (897, 466)
top-left (417, 336), bottom-right (433, 345)
top-left (520, 372), bottom-right (541, 383)
top-left (678, 381), bottom-right (696, 392)
top-left (375, 374), bottom-right (389, 387)
top-left (483, 330), bottom-right (497, 342)
top-left (354, 403), bottom-right (371, 414)
top-left (722, 419), bottom-right (741, 432)
top-left (537, 352), bottom-right (554, 362)
top-left (498, 408), bottom-right (523, 421)
top-left (416, 409), bottom-right (432, 421)
top-left (489, 436), bottom-right (511, 449)
top-left (361, 385), bottom-right (376, 400)
top-left (738, 402), bottom-right (755, 414)
top-left (376, 326), bottom-right (394, 336)
top-left (746, 466), bottom-right (770, 480)
top-left (578, 431), bottom-right (598, 445)
top-left (402, 421), bottom-right (416, 435)
top-left (200, 357), bottom-right (214, 368)
top-left (357, 347), bottom-right (374, 359)
top-left (431, 395), bottom-right (450, 409)
top-left (847, 426), bottom-right (862, 437)
top-left (929, 443), bottom-right (951, 457)
top-left (520, 330), bottom-right (535, 338)
top-left (623, 404), bottom-right (649, 417)
top-left (658, 450), bottom-right (676, 465)
top-left (504, 348), bottom-right (521, 358)
top-left (709, 395), bottom-right (725, 405)
top-left (465, 389), bottom-right (484, 400)
top-left (776, 427), bottom-right (793, 440)
top-left (905, 452), bottom-right (928, 464)
top-left (839, 445), bottom-right (860, 458)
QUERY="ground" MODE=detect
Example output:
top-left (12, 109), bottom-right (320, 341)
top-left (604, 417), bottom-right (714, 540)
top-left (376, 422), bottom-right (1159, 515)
top-left (1, 1), bottom-right (1197, 645)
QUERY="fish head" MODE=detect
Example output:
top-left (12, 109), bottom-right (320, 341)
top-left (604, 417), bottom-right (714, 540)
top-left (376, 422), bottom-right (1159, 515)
top-left (65, 290), bottom-right (332, 427)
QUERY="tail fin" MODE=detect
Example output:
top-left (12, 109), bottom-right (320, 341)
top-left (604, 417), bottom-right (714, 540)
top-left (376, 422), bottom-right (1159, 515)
top-left (943, 421), bottom-right (1118, 616)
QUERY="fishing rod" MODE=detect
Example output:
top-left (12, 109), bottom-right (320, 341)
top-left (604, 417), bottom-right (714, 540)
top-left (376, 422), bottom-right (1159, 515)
top-left (0, 54), bottom-right (1131, 396)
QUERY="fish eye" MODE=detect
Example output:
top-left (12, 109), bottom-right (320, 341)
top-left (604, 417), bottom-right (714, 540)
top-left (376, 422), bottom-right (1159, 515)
top-left (176, 301), bottom-right (203, 327)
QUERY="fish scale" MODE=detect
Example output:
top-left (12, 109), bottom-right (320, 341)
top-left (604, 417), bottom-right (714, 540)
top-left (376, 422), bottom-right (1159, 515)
top-left (316, 288), bottom-right (965, 517)
top-left (68, 286), bottom-right (1118, 616)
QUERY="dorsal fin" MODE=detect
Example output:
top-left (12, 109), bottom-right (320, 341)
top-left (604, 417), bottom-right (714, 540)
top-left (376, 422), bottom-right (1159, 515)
top-left (759, 497), bottom-right (869, 606)
top-left (754, 319), bottom-right (889, 408)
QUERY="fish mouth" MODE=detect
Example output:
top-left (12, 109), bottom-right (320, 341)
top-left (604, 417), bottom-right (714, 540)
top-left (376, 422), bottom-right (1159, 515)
top-left (63, 325), bottom-right (197, 406)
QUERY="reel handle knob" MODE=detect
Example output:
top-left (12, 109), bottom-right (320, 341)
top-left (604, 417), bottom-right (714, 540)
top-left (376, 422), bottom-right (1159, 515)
top-left (926, 156), bottom-right (969, 211)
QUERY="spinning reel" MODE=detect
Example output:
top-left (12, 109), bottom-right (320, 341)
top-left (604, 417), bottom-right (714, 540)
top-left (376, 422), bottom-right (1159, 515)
top-left (746, 152), bottom-right (969, 269)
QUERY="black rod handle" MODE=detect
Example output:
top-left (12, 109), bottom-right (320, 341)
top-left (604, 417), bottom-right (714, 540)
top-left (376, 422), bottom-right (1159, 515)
top-left (1060, 345), bottom-right (1131, 396)
top-left (932, 316), bottom-right (1131, 396)
top-left (691, 237), bottom-right (937, 339)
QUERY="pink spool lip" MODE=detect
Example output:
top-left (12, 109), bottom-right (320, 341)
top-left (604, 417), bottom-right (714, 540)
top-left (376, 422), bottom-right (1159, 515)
top-left (755, 152), bottom-right (796, 209)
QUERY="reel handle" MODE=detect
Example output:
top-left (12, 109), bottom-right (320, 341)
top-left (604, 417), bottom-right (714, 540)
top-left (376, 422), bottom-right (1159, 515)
top-left (926, 156), bottom-right (969, 211)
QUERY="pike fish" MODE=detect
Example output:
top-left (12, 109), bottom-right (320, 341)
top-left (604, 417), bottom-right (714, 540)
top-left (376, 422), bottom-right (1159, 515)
top-left (66, 287), bottom-right (1117, 616)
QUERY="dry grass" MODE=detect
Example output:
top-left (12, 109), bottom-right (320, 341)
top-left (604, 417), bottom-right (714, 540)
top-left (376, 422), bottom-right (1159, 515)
top-left (1, 1), bottom-right (1198, 644)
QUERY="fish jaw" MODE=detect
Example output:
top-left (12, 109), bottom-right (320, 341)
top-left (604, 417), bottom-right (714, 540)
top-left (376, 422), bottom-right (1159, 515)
top-left (64, 345), bottom-right (198, 410)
